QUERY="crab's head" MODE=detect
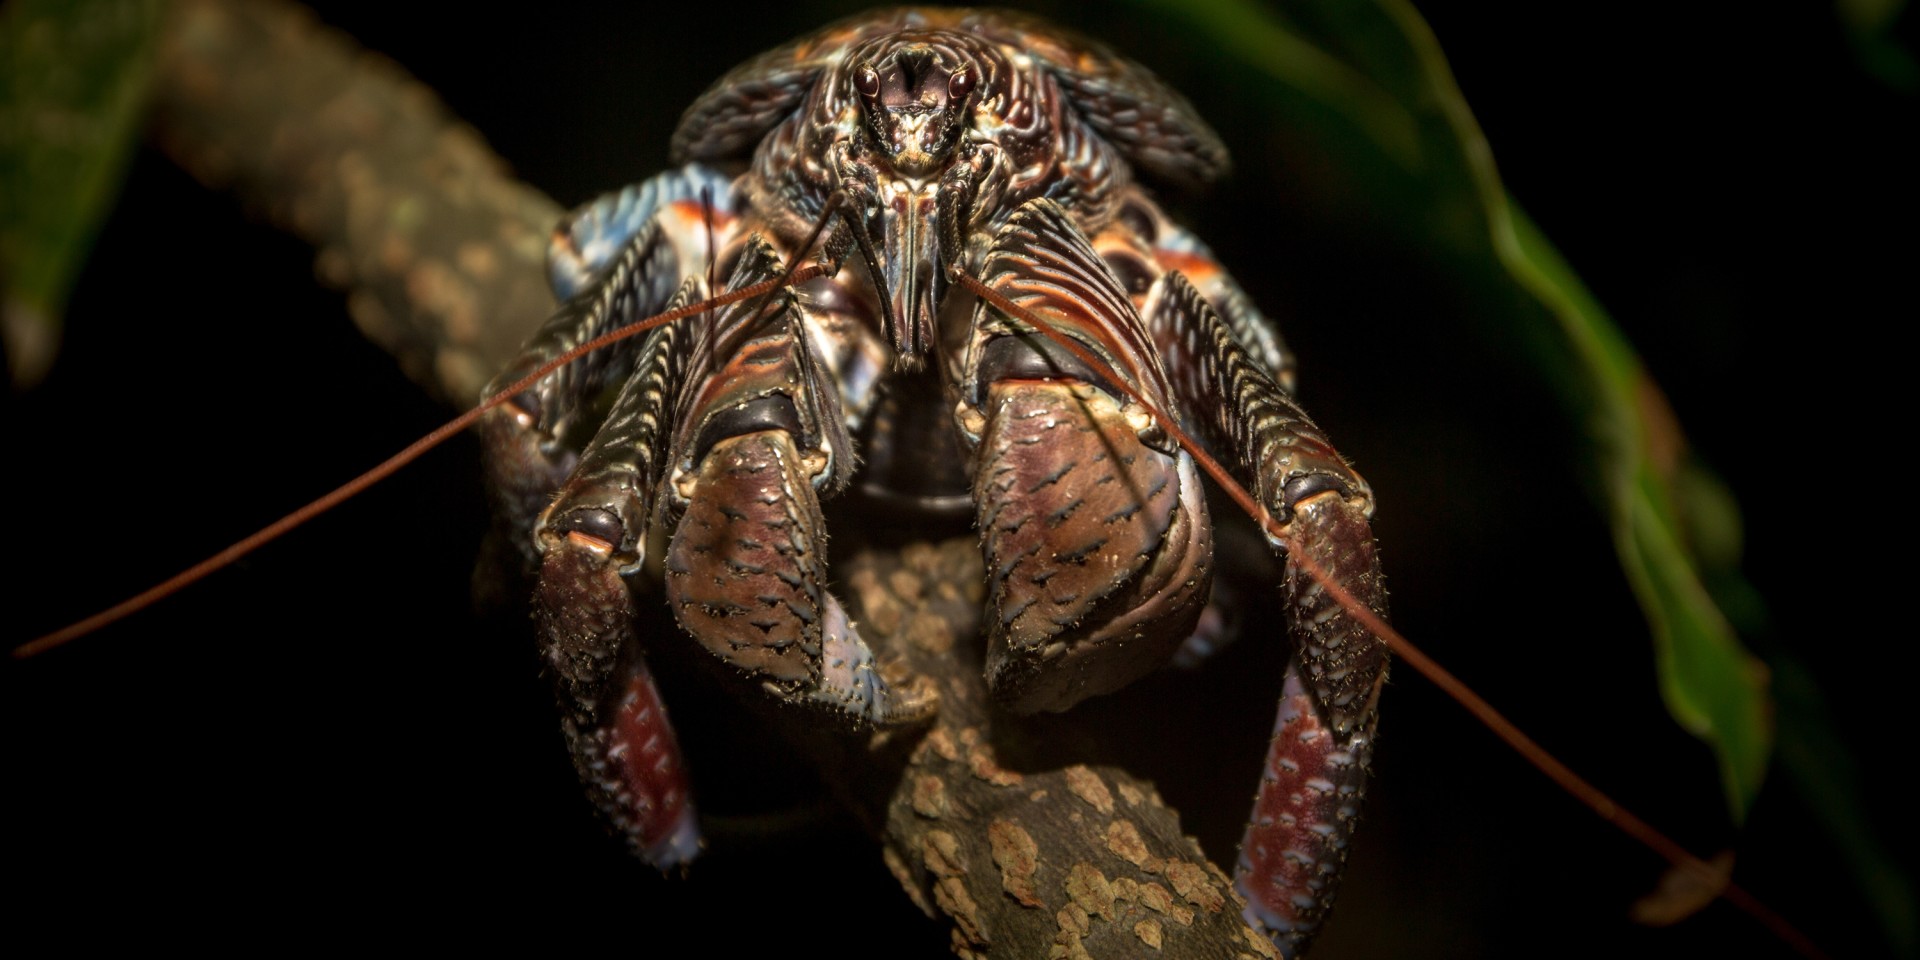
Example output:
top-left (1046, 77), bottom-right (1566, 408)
top-left (846, 35), bottom-right (985, 178)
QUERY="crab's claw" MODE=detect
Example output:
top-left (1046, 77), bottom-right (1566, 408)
top-left (955, 200), bottom-right (1215, 714)
top-left (658, 237), bottom-right (938, 729)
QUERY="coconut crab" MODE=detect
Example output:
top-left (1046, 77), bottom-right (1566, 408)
top-left (470, 8), bottom-right (1386, 954)
top-left (7, 3), bottom-right (1866, 956)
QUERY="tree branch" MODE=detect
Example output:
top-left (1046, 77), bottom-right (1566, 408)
top-left (153, 0), bottom-right (557, 405)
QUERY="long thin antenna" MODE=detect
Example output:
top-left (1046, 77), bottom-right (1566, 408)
top-left (16, 263), bottom-right (827, 659)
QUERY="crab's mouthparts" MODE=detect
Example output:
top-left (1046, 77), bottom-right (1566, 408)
top-left (880, 185), bottom-right (941, 364)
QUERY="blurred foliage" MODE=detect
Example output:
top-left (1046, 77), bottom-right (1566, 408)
top-left (0, 0), bottom-right (160, 389)
top-left (1131, 0), bottom-right (1769, 830)
top-left (1838, 0), bottom-right (1919, 91)
top-left (1122, 0), bottom-right (1911, 950)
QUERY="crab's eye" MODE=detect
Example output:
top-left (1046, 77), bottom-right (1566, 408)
top-left (948, 69), bottom-right (975, 100)
top-left (854, 65), bottom-right (881, 99)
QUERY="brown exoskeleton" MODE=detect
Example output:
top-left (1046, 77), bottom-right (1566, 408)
top-left (476, 10), bottom-right (1385, 954)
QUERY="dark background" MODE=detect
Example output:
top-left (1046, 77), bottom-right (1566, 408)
top-left (6, 2), bottom-right (1909, 956)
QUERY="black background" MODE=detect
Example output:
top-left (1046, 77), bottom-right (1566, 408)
top-left (6, 2), bottom-right (1910, 956)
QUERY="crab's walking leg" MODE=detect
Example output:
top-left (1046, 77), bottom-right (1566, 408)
top-left (481, 169), bottom-right (733, 577)
top-left (1145, 271), bottom-right (1390, 957)
top-left (479, 172), bottom-right (730, 867)
top-left (487, 269), bottom-right (707, 864)
top-left (524, 275), bottom-right (706, 867)
top-left (536, 520), bottom-right (700, 867)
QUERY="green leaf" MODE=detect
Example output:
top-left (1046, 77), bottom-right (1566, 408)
top-left (0, 0), bottom-right (161, 389)
top-left (1129, 0), bottom-right (1778, 813)
top-left (1125, 0), bottom-right (1918, 949)
top-left (1503, 206), bottom-right (1769, 819)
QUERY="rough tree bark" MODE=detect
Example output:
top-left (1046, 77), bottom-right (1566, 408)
top-left (149, 1), bottom-right (1281, 956)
